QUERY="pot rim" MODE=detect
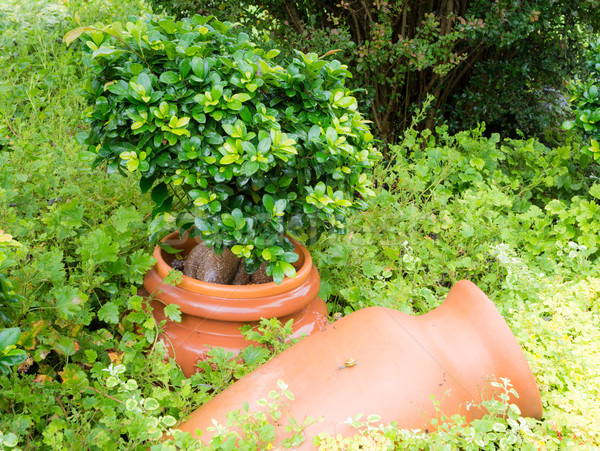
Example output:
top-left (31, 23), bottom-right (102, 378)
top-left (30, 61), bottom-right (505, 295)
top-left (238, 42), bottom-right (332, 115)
top-left (152, 230), bottom-right (313, 299)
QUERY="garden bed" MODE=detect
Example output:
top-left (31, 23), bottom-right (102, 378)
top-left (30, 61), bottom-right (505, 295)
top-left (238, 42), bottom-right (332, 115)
top-left (1, 0), bottom-right (599, 449)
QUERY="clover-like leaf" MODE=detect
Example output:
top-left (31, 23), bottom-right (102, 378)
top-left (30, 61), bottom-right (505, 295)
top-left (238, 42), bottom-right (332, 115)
top-left (143, 398), bottom-right (160, 411)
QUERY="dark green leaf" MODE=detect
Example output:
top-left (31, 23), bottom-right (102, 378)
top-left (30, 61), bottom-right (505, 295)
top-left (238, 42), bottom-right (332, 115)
top-left (140, 175), bottom-right (156, 194)
top-left (0, 349), bottom-right (27, 366)
top-left (263, 194), bottom-right (274, 212)
top-left (151, 196), bottom-right (173, 217)
top-left (243, 160), bottom-right (259, 176)
top-left (179, 58), bottom-right (192, 78)
top-left (137, 73), bottom-right (152, 94)
top-left (191, 56), bottom-right (206, 78)
top-left (151, 182), bottom-right (169, 206)
top-left (271, 264), bottom-right (284, 284)
top-left (308, 125), bottom-right (320, 141)
top-left (158, 242), bottom-right (184, 254)
top-left (208, 200), bottom-right (221, 214)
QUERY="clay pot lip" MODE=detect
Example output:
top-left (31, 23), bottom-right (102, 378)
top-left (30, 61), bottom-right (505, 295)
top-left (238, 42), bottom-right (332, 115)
top-left (152, 230), bottom-right (313, 298)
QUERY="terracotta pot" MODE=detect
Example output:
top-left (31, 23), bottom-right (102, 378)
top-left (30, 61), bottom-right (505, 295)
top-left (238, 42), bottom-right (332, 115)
top-left (177, 280), bottom-right (542, 447)
top-left (143, 231), bottom-right (329, 377)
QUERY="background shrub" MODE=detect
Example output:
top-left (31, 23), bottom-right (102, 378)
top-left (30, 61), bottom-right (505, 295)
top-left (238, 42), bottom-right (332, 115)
top-left (563, 38), bottom-right (600, 164)
top-left (148, 0), bottom-right (600, 142)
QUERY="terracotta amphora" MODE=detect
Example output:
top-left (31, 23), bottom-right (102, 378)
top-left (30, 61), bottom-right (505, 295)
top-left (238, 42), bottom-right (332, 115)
top-left (143, 231), bottom-right (329, 377)
top-left (177, 280), bottom-right (543, 447)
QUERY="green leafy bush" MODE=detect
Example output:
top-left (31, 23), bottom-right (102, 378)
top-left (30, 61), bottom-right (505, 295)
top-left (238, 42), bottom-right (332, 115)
top-left (313, 123), bottom-right (600, 314)
top-left (563, 39), bottom-right (600, 164)
top-left (488, 248), bottom-right (600, 447)
top-left (69, 14), bottom-right (379, 283)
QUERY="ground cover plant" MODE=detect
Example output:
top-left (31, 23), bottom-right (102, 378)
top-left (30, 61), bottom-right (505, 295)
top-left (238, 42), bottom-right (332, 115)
top-left (1, 0), bottom-right (600, 449)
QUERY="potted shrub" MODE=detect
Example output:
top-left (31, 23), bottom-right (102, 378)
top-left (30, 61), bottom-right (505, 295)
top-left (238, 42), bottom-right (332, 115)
top-left (66, 15), bottom-right (379, 375)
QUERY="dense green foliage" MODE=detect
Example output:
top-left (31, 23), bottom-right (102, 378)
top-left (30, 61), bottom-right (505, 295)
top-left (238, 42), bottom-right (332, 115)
top-left (71, 14), bottom-right (379, 283)
top-left (149, 0), bottom-right (599, 141)
top-left (313, 117), bottom-right (600, 314)
top-left (0, 232), bottom-right (23, 325)
top-left (563, 39), bottom-right (600, 164)
top-left (1, 0), bottom-right (600, 449)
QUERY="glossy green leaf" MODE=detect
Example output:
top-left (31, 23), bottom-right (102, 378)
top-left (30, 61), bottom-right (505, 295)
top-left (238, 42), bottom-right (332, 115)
top-left (159, 19), bottom-right (177, 34)
top-left (140, 175), bottom-right (156, 194)
top-left (137, 73), bottom-right (152, 95)
top-left (0, 327), bottom-right (20, 349)
top-left (258, 137), bottom-right (271, 153)
top-left (263, 194), bottom-right (275, 211)
top-left (265, 49), bottom-right (281, 59)
top-left (151, 183), bottom-right (169, 206)
top-left (0, 349), bottom-right (27, 366)
top-left (222, 213), bottom-right (235, 228)
top-left (314, 182), bottom-right (326, 198)
top-left (93, 48), bottom-right (125, 58)
top-left (159, 71), bottom-right (179, 84)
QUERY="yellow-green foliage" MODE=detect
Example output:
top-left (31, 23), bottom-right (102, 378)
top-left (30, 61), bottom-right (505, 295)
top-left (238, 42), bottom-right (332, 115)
top-left (512, 277), bottom-right (600, 446)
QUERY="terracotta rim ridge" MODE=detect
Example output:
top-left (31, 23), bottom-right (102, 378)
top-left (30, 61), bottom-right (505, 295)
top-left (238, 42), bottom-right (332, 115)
top-left (144, 265), bottom-right (321, 320)
top-left (153, 231), bottom-right (313, 299)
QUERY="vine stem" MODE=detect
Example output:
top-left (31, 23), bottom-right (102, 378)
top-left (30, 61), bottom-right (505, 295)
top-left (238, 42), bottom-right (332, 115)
top-left (55, 396), bottom-right (69, 416)
top-left (4, 119), bottom-right (18, 137)
top-left (86, 386), bottom-right (124, 404)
